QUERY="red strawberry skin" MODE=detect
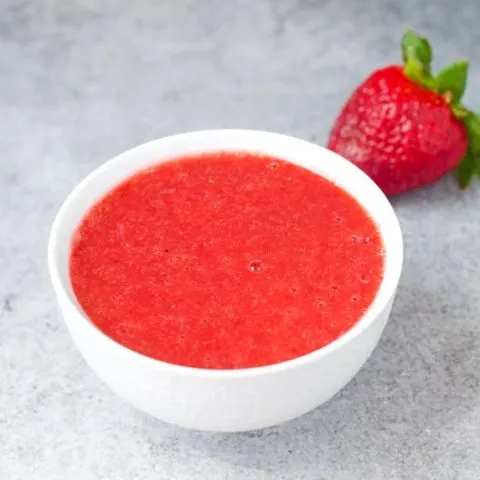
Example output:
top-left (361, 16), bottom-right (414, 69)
top-left (328, 66), bottom-right (468, 196)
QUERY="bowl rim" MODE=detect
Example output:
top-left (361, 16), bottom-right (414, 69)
top-left (48, 129), bottom-right (403, 378)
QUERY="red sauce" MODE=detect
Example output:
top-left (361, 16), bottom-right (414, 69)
top-left (70, 152), bottom-right (384, 369)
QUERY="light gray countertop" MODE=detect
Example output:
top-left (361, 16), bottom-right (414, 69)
top-left (2, 0), bottom-right (480, 478)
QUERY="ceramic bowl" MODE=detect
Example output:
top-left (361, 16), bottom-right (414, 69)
top-left (48, 130), bottom-right (403, 432)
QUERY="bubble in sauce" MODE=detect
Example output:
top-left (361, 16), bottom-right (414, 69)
top-left (249, 260), bottom-right (263, 272)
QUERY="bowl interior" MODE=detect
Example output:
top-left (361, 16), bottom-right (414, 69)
top-left (48, 129), bottom-right (403, 374)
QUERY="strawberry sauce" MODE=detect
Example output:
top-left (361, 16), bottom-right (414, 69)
top-left (70, 152), bottom-right (384, 369)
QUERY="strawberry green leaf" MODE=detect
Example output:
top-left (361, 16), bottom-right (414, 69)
top-left (464, 112), bottom-right (480, 154)
top-left (458, 112), bottom-right (480, 183)
top-left (436, 60), bottom-right (468, 102)
top-left (457, 148), bottom-right (477, 188)
top-left (401, 30), bottom-right (433, 73)
top-left (465, 112), bottom-right (480, 139)
top-left (401, 30), bottom-right (436, 89)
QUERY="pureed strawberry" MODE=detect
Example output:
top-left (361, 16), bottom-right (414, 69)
top-left (70, 152), bottom-right (384, 369)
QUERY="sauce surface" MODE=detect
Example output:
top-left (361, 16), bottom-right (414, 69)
top-left (70, 152), bottom-right (384, 369)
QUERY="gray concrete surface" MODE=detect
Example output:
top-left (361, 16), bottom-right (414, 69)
top-left (1, 0), bottom-right (480, 478)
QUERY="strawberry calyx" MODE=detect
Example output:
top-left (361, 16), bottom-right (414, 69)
top-left (401, 30), bottom-right (480, 188)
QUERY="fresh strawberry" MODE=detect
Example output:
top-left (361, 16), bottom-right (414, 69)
top-left (327, 30), bottom-right (480, 195)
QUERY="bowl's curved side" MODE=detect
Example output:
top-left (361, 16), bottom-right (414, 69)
top-left (58, 290), bottom-right (395, 432)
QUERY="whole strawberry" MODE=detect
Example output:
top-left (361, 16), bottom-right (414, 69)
top-left (328, 30), bottom-right (480, 195)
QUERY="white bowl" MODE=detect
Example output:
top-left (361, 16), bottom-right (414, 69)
top-left (48, 130), bottom-right (403, 432)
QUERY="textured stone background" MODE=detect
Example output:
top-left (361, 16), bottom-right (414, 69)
top-left (1, 0), bottom-right (480, 479)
